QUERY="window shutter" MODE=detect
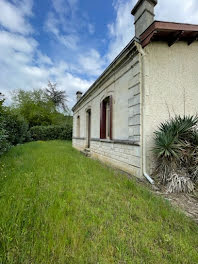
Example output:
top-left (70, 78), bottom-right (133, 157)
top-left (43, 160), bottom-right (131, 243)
top-left (100, 101), bottom-right (106, 139)
top-left (100, 102), bottom-right (103, 139)
top-left (109, 95), bottom-right (113, 140)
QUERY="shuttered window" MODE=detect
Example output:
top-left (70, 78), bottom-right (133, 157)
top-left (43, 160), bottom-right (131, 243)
top-left (100, 96), bottom-right (112, 140)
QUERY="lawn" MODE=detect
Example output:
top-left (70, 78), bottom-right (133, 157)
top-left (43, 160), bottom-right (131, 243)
top-left (0, 141), bottom-right (198, 264)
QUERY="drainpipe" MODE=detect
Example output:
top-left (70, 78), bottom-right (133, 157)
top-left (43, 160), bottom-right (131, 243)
top-left (136, 42), bottom-right (154, 185)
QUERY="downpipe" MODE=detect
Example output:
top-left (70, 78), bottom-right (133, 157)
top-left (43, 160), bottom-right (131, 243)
top-left (136, 42), bottom-right (155, 185)
top-left (144, 172), bottom-right (154, 185)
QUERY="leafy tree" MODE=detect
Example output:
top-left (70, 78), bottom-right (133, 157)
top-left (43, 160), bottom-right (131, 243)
top-left (0, 92), bottom-right (5, 112)
top-left (45, 81), bottom-right (69, 113)
top-left (12, 89), bottom-right (56, 127)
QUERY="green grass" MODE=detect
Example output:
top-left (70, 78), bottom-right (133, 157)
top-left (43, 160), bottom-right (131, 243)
top-left (0, 141), bottom-right (198, 264)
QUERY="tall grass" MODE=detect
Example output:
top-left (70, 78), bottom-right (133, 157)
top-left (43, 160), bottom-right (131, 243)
top-left (0, 141), bottom-right (198, 263)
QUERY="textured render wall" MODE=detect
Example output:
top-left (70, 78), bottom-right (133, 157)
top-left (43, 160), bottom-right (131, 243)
top-left (72, 48), bottom-right (142, 177)
top-left (143, 41), bottom-right (198, 174)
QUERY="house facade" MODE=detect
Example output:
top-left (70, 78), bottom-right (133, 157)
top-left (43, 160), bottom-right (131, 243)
top-left (72, 0), bottom-right (198, 182)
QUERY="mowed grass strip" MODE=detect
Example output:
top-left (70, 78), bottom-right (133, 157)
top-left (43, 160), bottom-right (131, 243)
top-left (0, 141), bottom-right (198, 264)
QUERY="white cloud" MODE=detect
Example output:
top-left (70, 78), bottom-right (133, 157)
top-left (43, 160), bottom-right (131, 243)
top-left (78, 49), bottom-right (106, 77)
top-left (155, 0), bottom-right (198, 24)
top-left (58, 34), bottom-right (79, 50)
top-left (44, 12), bottom-right (60, 36)
top-left (106, 0), bottom-right (198, 63)
top-left (0, 32), bottom-right (90, 109)
top-left (0, 0), bottom-right (91, 109)
top-left (44, 0), bottom-right (96, 50)
top-left (0, 0), bottom-right (33, 35)
top-left (53, 73), bottom-right (92, 106)
top-left (52, 0), bottom-right (78, 15)
top-left (36, 52), bottom-right (53, 66)
top-left (44, 12), bottom-right (79, 50)
top-left (106, 0), bottom-right (135, 62)
top-left (52, 0), bottom-right (69, 15)
top-left (0, 30), bottom-right (37, 53)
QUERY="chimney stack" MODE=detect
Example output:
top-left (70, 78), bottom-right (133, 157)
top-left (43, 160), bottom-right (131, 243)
top-left (76, 91), bottom-right (83, 102)
top-left (131, 0), bottom-right (157, 38)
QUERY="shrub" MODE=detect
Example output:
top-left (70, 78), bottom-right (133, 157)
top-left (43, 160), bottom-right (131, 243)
top-left (1, 110), bottom-right (31, 145)
top-left (153, 115), bottom-right (198, 193)
top-left (0, 123), bottom-right (10, 155)
top-left (0, 109), bottom-right (30, 157)
top-left (30, 125), bottom-right (72, 141)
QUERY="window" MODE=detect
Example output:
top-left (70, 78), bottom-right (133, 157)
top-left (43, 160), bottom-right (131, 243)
top-left (100, 96), bottom-right (113, 139)
top-left (77, 115), bottom-right (80, 137)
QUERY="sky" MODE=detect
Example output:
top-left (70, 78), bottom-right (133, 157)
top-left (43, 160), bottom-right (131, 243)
top-left (1, 0), bottom-right (198, 109)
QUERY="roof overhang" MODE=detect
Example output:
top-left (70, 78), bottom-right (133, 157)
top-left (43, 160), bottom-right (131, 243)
top-left (140, 21), bottom-right (198, 48)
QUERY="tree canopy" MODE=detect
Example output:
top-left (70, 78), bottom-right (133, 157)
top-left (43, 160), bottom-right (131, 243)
top-left (45, 81), bottom-right (69, 113)
top-left (12, 83), bottom-right (70, 127)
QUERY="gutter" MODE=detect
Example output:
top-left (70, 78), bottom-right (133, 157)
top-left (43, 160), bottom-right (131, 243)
top-left (136, 42), bottom-right (154, 185)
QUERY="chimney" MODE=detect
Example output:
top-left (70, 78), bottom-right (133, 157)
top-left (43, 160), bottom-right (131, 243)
top-left (76, 91), bottom-right (83, 102)
top-left (131, 0), bottom-right (157, 38)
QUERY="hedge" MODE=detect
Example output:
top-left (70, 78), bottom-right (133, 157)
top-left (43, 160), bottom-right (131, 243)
top-left (30, 125), bottom-right (72, 141)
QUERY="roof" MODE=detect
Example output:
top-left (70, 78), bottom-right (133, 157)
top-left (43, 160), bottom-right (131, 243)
top-left (140, 21), bottom-right (198, 47)
top-left (72, 37), bottom-right (139, 111)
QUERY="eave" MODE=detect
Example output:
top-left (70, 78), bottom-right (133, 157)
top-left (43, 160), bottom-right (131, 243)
top-left (140, 21), bottom-right (198, 48)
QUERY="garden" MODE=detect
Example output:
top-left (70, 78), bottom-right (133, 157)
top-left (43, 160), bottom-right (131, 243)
top-left (0, 141), bottom-right (198, 263)
top-left (0, 85), bottom-right (198, 263)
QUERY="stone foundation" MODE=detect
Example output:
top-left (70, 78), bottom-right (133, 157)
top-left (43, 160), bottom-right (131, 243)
top-left (72, 138), bottom-right (86, 151)
top-left (72, 138), bottom-right (142, 178)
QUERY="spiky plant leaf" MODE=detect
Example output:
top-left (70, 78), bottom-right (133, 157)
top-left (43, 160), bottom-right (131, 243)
top-left (153, 130), bottom-right (183, 160)
top-left (152, 115), bottom-right (198, 192)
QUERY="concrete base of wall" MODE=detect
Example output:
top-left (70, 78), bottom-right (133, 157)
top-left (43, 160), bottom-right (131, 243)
top-left (72, 139), bottom-right (143, 179)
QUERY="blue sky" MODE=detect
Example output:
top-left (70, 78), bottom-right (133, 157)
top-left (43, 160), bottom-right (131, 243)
top-left (0, 0), bottom-right (198, 108)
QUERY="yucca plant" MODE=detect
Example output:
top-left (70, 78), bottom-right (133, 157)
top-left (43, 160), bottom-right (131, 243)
top-left (153, 115), bottom-right (198, 193)
top-left (166, 172), bottom-right (195, 194)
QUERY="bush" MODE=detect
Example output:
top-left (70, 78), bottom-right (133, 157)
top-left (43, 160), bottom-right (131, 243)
top-left (0, 109), bottom-right (30, 157)
top-left (30, 125), bottom-right (72, 141)
top-left (153, 115), bottom-right (198, 193)
top-left (0, 123), bottom-right (10, 155)
top-left (1, 110), bottom-right (31, 145)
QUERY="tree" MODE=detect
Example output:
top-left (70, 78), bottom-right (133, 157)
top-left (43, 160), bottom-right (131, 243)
top-left (12, 89), bottom-right (56, 127)
top-left (0, 92), bottom-right (5, 111)
top-left (12, 88), bottom-right (71, 127)
top-left (45, 81), bottom-right (69, 113)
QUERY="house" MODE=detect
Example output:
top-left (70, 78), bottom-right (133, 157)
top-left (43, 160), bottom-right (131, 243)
top-left (72, 0), bottom-right (198, 183)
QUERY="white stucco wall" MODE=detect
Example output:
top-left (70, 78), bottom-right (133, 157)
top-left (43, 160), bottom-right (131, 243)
top-left (73, 64), bottom-right (134, 141)
top-left (143, 41), bottom-right (198, 174)
top-left (72, 43), bottom-right (142, 177)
